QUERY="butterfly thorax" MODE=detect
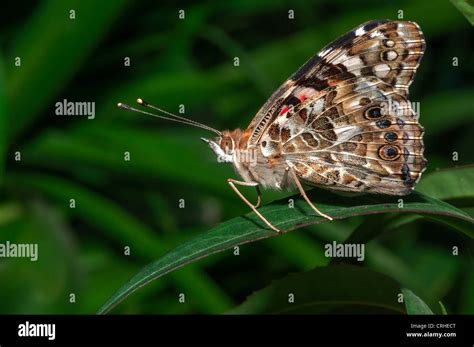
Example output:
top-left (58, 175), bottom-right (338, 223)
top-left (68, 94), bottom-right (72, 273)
top-left (213, 128), bottom-right (292, 190)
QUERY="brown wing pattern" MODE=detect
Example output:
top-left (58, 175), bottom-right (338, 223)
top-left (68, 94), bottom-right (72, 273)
top-left (247, 20), bottom-right (425, 147)
top-left (259, 76), bottom-right (426, 195)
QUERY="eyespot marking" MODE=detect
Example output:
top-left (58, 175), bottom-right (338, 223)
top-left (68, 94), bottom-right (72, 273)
top-left (376, 119), bottom-right (391, 129)
top-left (378, 144), bottom-right (401, 161)
top-left (365, 106), bottom-right (383, 119)
top-left (384, 132), bottom-right (398, 142)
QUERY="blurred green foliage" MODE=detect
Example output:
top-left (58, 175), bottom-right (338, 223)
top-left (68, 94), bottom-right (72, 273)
top-left (0, 0), bottom-right (473, 314)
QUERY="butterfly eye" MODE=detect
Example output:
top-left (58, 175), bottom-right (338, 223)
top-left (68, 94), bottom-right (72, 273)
top-left (222, 138), bottom-right (233, 152)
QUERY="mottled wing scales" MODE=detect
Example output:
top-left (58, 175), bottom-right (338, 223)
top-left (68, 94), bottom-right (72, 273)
top-left (327, 21), bottom-right (425, 96)
top-left (261, 77), bottom-right (426, 195)
top-left (249, 19), bottom-right (426, 195)
top-left (247, 19), bottom-right (425, 145)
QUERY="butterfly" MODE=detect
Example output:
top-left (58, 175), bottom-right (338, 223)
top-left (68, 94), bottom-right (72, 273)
top-left (118, 19), bottom-right (427, 233)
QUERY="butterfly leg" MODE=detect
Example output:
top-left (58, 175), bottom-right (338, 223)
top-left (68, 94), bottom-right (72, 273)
top-left (227, 179), bottom-right (281, 233)
top-left (287, 166), bottom-right (333, 221)
top-left (227, 179), bottom-right (261, 208)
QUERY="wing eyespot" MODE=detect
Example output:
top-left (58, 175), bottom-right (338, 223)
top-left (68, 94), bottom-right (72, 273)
top-left (382, 39), bottom-right (395, 48)
top-left (384, 132), bottom-right (398, 142)
top-left (378, 145), bottom-right (401, 161)
top-left (381, 50), bottom-right (398, 61)
top-left (365, 106), bottom-right (383, 119)
top-left (376, 119), bottom-right (391, 129)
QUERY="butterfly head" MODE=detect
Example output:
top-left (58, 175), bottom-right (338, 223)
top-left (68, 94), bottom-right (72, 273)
top-left (201, 129), bottom-right (241, 163)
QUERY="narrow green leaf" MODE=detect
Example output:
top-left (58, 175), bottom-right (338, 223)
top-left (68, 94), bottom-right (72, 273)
top-left (333, 214), bottom-right (388, 251)
top-left (265, 232), bottom-right (328, 269)
top-left (98, 190), bottom-right (473, 313)
top-left (450, 0), bottom-right (474, 25)
top-left (416, 165), bottom-right (474, 203)
top-left (229, 265), bottom-right (405, 314)
top-left (402, 288), bottom-right (434, 315)
top-left (439, 301), bottom-right (448, 315)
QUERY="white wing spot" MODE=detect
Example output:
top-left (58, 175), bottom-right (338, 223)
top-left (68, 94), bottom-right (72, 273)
top-left (355, 27), bottom-right (366, 36)
top-left (294, 86), bottom-right (317, 99)
top-left (369, 30), bottom-right (382, 39)
top-left (385, 50), bottom-right (398, 61)
top-left (374, 64), bottom-right (391, 78)
top-left (334, 126), bottom-right (362, 142)
top-left (339, 56), bottom-right (363, 69)
top-left (318, 47), bottom-right (333, 58)
top-left (385, 39), bottom-right (395, 47)
top-left (310, 98), bottom-right (325, 114)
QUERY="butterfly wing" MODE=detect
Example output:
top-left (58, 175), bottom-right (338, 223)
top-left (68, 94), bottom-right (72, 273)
top-left (261, 76), bottom-right (426, 195)
top-left (255, 20), bottom-right (426, 195)
top-left (247, 20), bottom-right (425, 146)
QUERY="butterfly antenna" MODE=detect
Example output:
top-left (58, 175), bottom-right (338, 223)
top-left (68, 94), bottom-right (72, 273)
top-left (137, 98), bottom-right (221, 135)
top-left (117, 100), bottom-right (221, 136)
top-left (136, 98), bottom-right (221, 135)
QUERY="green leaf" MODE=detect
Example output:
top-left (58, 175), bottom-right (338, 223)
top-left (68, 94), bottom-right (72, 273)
top-left (339, 166), bottom-right (474, 262)
top-left (402, 288), bottom-right (434, 314)
top-left (265, 232), bottom-right (328, 269)
top-left (450, 0), bottom-right (474, 25)
top-left (439, 301), bottom-right (448, 315)
top-left (416, 165), bottom-right (474, 203)
top-left (229, 265), bottom-right (405, 314)
top-left (97, 190), bottom-right (473, 313)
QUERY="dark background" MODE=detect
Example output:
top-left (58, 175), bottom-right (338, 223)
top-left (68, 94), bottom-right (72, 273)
top-left (0, 0), bottom-right (472, 314)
